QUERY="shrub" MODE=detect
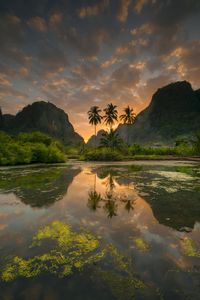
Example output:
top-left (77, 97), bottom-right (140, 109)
top-left (174, 143), bottom-right (194, 156)
top-left (46, 145), bottom-right (65, 163)
top-left (0, 131), bottom-right (66, 166)
top-left (192, 133), bottom-right (200, 155)
top-left (17, 132), bottom-right (52, 146)
top-left (83, 148), bottom-right (123, 161)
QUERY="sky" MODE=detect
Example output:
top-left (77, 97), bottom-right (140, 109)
top-left (0, 0), bottom-right (200, 141)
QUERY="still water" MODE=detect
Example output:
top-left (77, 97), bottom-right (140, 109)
top-left (0, 161), bottom-right (199, 300)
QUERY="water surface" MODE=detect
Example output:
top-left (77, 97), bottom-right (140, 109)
top-left (0, 162), bottom-right (200, 300)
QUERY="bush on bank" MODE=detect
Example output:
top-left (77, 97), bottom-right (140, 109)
top-left (0, 131), bottom-right (66, 166)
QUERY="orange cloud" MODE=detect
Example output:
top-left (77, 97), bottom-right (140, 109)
top-left (49, 12), bottom-right (62, 28)
top-left (117, 0), bottom-right (132, 23)
top-left (27, 16), bottom-right (47, 32)
top-left (78, 0), bottom-right (110, 18)
top-left (133, 0), bottom-right (154, 14)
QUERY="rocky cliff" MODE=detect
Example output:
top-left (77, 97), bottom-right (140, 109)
top-left (117, 81), bottom-right (200, 145)
top-left (0, 101), bottom-right (84, 145)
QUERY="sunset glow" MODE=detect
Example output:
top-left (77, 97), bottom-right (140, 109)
top-left (0, 0), bottom-right (200, 140)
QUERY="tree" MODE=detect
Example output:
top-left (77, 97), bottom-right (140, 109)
top-left (120, 106), bottom-right (136, 145)
top-left (192, 132), bottom-right (200, 155)
top-left (88, 106), bottom-right (102, 147)
top-left (103, 103), bottom-right (118, 132)
top-left (100, 129), bottom-right (123, 150)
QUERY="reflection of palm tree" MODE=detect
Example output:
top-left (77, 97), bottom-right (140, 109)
top-left (87, 174), bottom-right (102, 212)
top-left (87, 190), bottom-right (102, 211)
top-left (123, 199), bottom-right (135, 213)
top-left (104, 192), bottom-right (118, 218)
top-left (105, 174), bottom-right (115, 191)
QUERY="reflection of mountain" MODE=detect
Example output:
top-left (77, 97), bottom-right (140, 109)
top-left (115, 167), bottom-right (200, 231)
top-left (140, 189), bottom-right (200, 231)
top-left (0, 166), bottom-right (80, 207)
top-left (95, 165), bottom-right (200, 231)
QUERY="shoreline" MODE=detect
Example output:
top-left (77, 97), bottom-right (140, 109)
top-left (0, 158), bottom-right (199, 170)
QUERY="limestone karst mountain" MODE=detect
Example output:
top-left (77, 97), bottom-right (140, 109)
top-left (0, 101), bottom-right (84, 145)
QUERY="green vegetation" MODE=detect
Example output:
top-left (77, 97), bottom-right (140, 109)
top-left (83, 148), bottom-right (123, 161)
top-left (0, 220), bottom-right (146, 299)
top-left (100, 129), bottom-right (123, 149)
top-left (81, 140), bottom-right (199, 161)
top-left (132, 238), bottom-right (150, 251)
top-left (181, 238), bottom-right (200, 257)
top-left (0, 131), bottom-right (66, 166)
top-left (86, 103), bottom-right (200, 161)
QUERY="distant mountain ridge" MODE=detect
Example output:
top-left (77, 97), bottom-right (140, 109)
top-left (116, 81), bottom-right (200, 145)
top-left (87, 129), bottom-right (106, 146)
top-left (0, 101), bottom-right (84, 145)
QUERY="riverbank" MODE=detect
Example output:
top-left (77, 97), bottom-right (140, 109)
top-left (0, 158), bottom-right (199, 170)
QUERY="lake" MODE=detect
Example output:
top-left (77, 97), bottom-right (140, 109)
top-left (0, 161), bottom-right (200, 300)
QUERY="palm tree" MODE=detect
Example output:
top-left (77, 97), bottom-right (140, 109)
top-left (88, 106), bottom-right (102, 147)
top-left (103, 103), bottom-right (118, 132)
top-left (100, 129), bottom-right (122, 150)
top-left (120, 106), bottom-right (136, 145)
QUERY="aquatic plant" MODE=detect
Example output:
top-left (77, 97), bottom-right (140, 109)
top-left (1, 221), bottom-right (104, 281)
top-left (181, 238), bottom-right (200, 257)
top-left (0, 221), bottom-right (147, 299)
top-left (132, 237), bottom-right (150, 251)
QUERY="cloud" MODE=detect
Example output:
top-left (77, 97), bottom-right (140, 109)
top-left (0, 14), bottom-right (23, 53)
top-left (62, 27), bottom-right (110, 59)
top-left (0, 74), bottom-right (12, 87)
top-left (72, 62), bottom-right (102, 80)
top-left (36, 47), bottom-right (68, 77)
top-left (111, 63), bottom-right (140, 88)
top-left (78, 0), bottom-right (110, 18)
top-left (133, 0), bottom-right (154, 14)
top-left (49, 12), bottom-right (63, 28)
top-left (117, 0), bottom-right (132, 23)
top-left (27, 16), bottom-right (48, 32)
top-left (168, 40), bottom-right (200, 87)
top-left (101, 57), bottom-right (120, 69)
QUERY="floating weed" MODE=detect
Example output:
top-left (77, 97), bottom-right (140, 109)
top-left (148, 170), bottom-right (197, 182)
top-left (181, 238), bottom-right (200, 258)
top-left (0, 220), bottom-right (147, 300)
top-left (1, 221), bottom-right (103, 281)
top-left (132, 237), bottom-right (150, 251)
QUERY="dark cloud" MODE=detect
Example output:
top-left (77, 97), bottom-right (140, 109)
top-left (0, 0), bottom-right (199, 139)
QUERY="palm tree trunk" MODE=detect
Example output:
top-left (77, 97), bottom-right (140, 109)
top-left (95, 125), bottom-right (97, 149)
top-left (127, 125), bottom-right (130, 145)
